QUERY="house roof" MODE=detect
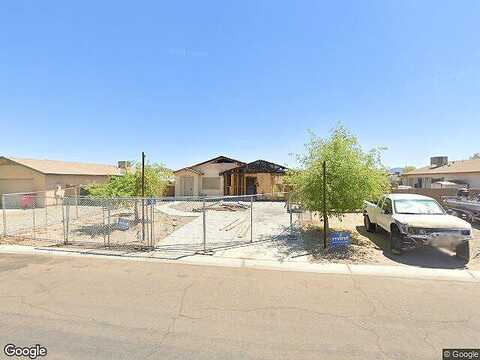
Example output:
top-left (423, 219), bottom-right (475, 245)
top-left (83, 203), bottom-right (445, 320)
top-left (403, 159), bottom-right (480, 176)
top-left (0, 156), bottom-right (123, 176)
top-left (220, 160), bottom-right (289, 175)
top-left (174, 155), bottom-right (245, 174)
top-left (175, 167), bottom-right (204, 175)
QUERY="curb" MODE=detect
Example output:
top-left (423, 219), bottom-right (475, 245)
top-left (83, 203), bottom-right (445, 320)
top-left (0, 245), bottom-right (479, 283)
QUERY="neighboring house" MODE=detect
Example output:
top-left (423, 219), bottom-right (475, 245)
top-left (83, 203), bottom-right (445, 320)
top-left (0, 156), bottom-right (123, 201)
top-left (174, 156), bottom-right (288, 197)
top-left (402, 156), bottom-right (480, 189)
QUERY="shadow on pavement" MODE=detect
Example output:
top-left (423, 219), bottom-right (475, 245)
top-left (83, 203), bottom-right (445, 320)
top-left (356, 225), bottom-right (469, 269)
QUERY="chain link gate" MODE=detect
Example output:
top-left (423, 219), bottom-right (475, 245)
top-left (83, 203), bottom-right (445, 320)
top-left (2, 193), bottom-right (294, 253)
top-left (63, 197), bottom-right (156, 249)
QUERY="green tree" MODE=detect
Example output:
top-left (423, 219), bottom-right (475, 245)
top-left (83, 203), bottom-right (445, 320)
top-left (285, 126), bottom-right (390, 220)
top-left (88, 162), bottom-right (173, 197)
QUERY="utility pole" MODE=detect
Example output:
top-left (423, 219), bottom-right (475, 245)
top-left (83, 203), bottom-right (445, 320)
top-left (141, 152), bottom-right (146, 243)
top-left (323, 160), bottom-right (328, 249)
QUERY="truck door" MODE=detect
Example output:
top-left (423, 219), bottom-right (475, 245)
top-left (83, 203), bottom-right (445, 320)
top-left (378, 198), bottom-right (393, 231)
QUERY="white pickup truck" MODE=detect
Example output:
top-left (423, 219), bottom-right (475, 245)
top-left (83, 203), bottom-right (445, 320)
top-left (363, 194), bottom-right (472, 260)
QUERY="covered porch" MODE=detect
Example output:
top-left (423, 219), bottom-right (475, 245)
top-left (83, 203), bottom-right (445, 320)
top-left (221, 160), bottom-right (288, 198)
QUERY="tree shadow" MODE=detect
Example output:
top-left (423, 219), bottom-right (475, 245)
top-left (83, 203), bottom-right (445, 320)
top-left (71, 219), bottom-right (141, 238)
top-left (355, 225), bottom-right (469, 269)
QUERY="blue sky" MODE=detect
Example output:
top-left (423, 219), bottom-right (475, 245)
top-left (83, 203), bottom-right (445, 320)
top-left (1, 1), bottom-right (479, 170)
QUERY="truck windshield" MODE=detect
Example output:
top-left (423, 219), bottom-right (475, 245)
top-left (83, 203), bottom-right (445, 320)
top-left (394, 199), bottom-right (445, 215)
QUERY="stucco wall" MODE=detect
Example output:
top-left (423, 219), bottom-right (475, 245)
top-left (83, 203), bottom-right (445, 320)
top-left (403, 172), bottom-right (480, 188)
top-left (0, 163), bottom-right (46, 195)
top-left (197, 163), bottom-right (238, 196)
top-left (175, 171), bottom-right (200, 197)
top-left (175, 161), bottom-right (240, 196)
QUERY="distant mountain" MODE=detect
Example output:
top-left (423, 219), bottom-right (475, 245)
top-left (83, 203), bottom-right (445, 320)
top-left (389, 167), bottom-right (404, 175)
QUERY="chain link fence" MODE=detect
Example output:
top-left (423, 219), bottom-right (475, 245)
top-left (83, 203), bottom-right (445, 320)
top-left (2, 192), bottom-right (302, 252)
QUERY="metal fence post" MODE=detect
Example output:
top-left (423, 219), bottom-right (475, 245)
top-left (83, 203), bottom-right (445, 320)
top-left (290, 205), bottom-right (293, 236)
top-left (250, 195), bottom-right (253, 243)
top-left (75, 187), bottom-right (79, 219)
top-left (107, 207), bottom-right (111, 247)
top-left (202, 199), bottom-right (206, 252)
top-left (150, 202), bottom-right (154, 249)
top-left (45, 199), bottom-right (48, 227)
top-left (2, 194), bottom-right (6, 237)
top-left (66, 203), bottom-right (70, 245)
top-left (62, 202), bottom-right (66, 244)
top-left (32, 202), bottom-right (36, 241)
top-left (103, 207), bottom-right (106, 246)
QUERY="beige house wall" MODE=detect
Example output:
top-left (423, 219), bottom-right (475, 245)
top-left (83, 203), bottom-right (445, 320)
top-left (403, 172), bottom-right (480, 188)
top-left (175, 162), bottom-right (240, 197)
top-left (0, 163), bottom-right (46, 194)
top-left (174, 170), bottom-right (200, 197)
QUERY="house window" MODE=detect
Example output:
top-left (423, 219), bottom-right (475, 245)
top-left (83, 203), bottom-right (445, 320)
top-left (202, 177), bottom-right (221, 190)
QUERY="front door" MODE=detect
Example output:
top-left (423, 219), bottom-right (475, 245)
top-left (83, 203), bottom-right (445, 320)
top-left (246, 177), bottom-right (257, 195)
top-left (182, 176), bottom-right (194, 196)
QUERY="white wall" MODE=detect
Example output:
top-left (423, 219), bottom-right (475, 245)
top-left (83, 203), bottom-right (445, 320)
top-left (174, 172), bottom-right (200, 197)
top-left (195, 163), bottom-right (236, 196)
top-left (404, 173), bottom-right (480, 189)
top-left (174, 161), bottom-right (240, 196)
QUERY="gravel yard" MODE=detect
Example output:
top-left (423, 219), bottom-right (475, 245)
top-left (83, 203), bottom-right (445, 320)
top-left (215, 213), bottom-right (480, 269)
top-left (2, 203), bottom-right (479, 269)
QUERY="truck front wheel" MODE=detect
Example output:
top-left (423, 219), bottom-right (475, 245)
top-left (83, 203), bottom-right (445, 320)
top-left (455, 242), bottom-right (470, 263)
top-left (364, 215), bottom-right (376, 233)
top-left (390, 226), bottom-right (403, 256)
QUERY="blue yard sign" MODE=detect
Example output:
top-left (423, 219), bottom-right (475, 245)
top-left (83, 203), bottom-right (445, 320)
top-left (117, 218), bottom-right (130, 231)
top-left (330, 231), bottom-right (352, 248)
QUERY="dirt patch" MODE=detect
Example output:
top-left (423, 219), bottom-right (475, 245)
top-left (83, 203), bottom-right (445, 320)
top-left (1, 207), bottom-right (196, 250)
top-left (0, 235), bottom-right (59, 247)
top-left (171, 201), bottom-right (249, 213)
top-left (305, 213), bottom-right (480, 268)
top-left (298, 224), bottom-right (383, 264)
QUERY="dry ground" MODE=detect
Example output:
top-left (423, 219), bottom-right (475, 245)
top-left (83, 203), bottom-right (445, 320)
top-left (306, 213), bottom-right (480, 269)
top-left (3, 204), bottom-right (479, 269)
top-left (215, 213), bottom-right (480, 270)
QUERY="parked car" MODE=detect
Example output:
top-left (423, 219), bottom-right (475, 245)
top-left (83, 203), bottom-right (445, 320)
top-left (363, 194), bottom-right (472, 261)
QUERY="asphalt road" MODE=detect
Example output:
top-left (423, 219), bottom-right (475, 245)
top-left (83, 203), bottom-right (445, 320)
top-left (0, 254), bottom-right (479, 360)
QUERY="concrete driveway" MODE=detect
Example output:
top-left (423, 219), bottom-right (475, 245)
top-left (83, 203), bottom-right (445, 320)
top-left (157, 201), bottom-right (291, 251)
top-left (0, 253), bottom-right (479, 360)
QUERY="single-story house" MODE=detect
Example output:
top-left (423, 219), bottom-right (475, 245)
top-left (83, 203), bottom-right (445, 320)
top-left (402, 156), bottom-right (480, 189)
top-left (174, 156), bottom-right (288, 198)
top-left (0, 156), bottom-right (123, 204)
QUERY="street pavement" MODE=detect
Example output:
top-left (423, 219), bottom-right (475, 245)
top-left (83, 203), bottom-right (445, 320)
top-left (0, 253), bottom-right (479, 360)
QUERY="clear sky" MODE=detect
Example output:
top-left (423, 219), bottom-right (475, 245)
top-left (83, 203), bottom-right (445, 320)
top-left (1, 1), bottom-right (479, 170)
